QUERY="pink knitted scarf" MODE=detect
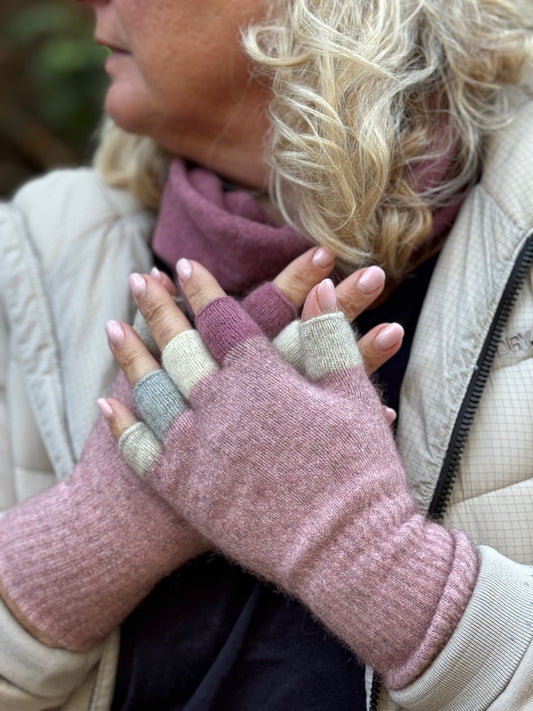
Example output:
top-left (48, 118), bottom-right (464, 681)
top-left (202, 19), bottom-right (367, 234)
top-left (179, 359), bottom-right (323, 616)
top-left (152, 152), bottom-right (464, 294)
top-left (151, 159), bottom-right (311, 294)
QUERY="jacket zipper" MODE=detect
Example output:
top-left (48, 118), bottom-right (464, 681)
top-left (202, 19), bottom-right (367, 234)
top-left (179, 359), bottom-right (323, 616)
top-left (369, 231), bottom-right (533, 711)
top-left (428, 231), bottom-right (533, 520)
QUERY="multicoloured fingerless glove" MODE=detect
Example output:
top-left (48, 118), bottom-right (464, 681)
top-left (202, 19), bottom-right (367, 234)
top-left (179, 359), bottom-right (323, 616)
top-left (117, 297), bottom-right (479, 689)
top-left (0, 284), bottom-right (297, 653)
top-left (0, 371), bottom-right (209, 651)
top-left (134, 279), bottom-right (298, 352)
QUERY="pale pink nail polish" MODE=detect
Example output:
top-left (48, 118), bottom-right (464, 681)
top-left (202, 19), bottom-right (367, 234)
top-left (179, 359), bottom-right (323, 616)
top-left (176, 258), bottom-right (192, 281)
top-left (312, 246), bottom-right (336, 268)
top-left (129, 273), bottom-right (146, 298)
top-left (357, 266), bottom-right (385, 294)
top-left (105, 320), bottom-right (125, 347)
top-left (151, 267), bottom-right (163, 281)
top-left (97, 398), bottom-right (113, 420)
top-left (316, 278), bottom-right (337, 313)
top-left (375, 323), bottom-right (404, 350)
top-left (385, 407), bottom-right (397, 424)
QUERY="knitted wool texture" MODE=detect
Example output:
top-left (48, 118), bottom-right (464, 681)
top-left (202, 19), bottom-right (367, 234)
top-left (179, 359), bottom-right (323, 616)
top-left (0, 371), bottom-right (208, 651)
top-left (151, 154), bottom-right (465, 297)
top-left (151, 159), bottom-right (312, 294)
top-left (0, 286), bottom-right (297, 652)
top-left (118, 299), bottom-right (479, 688)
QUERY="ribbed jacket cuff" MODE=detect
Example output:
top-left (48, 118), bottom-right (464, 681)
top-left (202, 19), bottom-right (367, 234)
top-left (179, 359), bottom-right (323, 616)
top-left (0, 594), bottom-right (102, 698)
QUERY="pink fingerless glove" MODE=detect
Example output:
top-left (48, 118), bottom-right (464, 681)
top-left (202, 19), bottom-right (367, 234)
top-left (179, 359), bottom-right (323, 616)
top-left (0, 371), bottom-right (211, 651)
top-left (119, 297), bottom-right (479, 689)
top-left (240, 281), bottom-right (297, 339)
top-left (0, 285), bottom-right (297, 653)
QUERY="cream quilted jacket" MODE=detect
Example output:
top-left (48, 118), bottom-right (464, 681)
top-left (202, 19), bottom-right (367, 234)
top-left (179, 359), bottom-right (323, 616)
top-left (1, 100), bottom-right (533, 711)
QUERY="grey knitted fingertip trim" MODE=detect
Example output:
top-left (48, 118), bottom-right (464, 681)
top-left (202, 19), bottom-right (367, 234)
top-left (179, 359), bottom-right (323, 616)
top-left (119, 422), bottom-right (162, 479)
top-left (300, 312), bottom-right (362, 380)
top-left (134, 369), bottom-right (187, 440)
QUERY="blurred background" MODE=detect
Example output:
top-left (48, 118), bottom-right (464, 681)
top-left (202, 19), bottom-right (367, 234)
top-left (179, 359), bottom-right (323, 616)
top-left (0, 0), bottom-right (107, 197)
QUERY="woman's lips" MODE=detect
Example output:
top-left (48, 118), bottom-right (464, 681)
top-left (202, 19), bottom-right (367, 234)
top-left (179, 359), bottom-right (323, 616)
top-left (95, 38), bottom-right (131, 71)
top-left (96, 37), bottom-right (129, 53)
top-left (104, 49), bottom-right (131, 72)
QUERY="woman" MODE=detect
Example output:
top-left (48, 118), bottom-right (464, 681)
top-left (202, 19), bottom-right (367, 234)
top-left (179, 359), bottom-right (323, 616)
top-left (0, 0), bottom-right (532, 710)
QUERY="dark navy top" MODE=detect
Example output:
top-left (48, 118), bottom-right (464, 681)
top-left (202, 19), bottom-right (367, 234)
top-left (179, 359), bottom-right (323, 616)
top-left (112, 252), bottom-right (439, 711)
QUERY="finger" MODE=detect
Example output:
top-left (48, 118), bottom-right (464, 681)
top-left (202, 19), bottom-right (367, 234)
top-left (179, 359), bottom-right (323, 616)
top-left (133, 266), bottom-right (180, 354)
top-left (150, 266), bottom-right (179, 296)
top-left (162, 330), bottom-right (218, 399)
top-left (273, 246), bottom-right (336, 307)
top-left (273, 320), bottom-right (303, 372)
top-left (105, 320), bottom-right (160, 386)
top-left (357, 323), bottom-right (404, 375)
top-left (97, 397), bottom-right (138, 440)
top-left (175, 259), bottom-right (226, 316)
top-left (177, 260), bottom-right (264, 366)
top-left (134, 370), bottom-right (187, 440)
top-left (301, 279), bottom-right (337, 321)
top-left (334, 266), bottom-right (386, 323)
top-left (98, 398), bottom-right (162, 478)
top-left (133, 295), bottom-right (185, 356)
top-left (241, 283), bottom-right (297, 339)
top-left (119, 422), bottom-right (162, 480)
top-left (129, 272), bottom-right (192, 351)
top-left (300, 280), bottom-right (362, 377)
top-left (300, 311), bottom-right (363, 382)
top-left (384, 407), bottom-right (397, 424)
top-left (302, 280), bottom-right (403, 376)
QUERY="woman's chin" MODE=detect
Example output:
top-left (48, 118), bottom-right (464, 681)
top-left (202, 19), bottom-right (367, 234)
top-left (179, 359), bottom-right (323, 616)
top-left (104, 84), bottom-right (155, 137)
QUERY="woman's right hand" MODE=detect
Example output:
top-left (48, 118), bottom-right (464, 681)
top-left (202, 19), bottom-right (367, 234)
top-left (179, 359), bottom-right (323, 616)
top-left (103, 262), bottom-right (477, 689)
top-left (249, 245), bottom-right (404, 376)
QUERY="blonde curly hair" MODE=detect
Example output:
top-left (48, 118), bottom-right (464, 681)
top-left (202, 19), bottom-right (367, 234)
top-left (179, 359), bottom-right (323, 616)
top-left (94, 0), bottom-right (532, 277)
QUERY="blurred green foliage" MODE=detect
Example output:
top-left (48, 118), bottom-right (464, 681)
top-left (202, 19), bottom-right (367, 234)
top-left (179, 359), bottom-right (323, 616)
top-left (2, 1), bottom-right (107, 155)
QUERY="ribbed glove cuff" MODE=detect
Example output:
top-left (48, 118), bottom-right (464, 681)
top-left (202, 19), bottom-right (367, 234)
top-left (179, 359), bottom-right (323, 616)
top-left (289, 510), bottom-right (478, 687)
top-left (0, 375), bottom-right (207, 651)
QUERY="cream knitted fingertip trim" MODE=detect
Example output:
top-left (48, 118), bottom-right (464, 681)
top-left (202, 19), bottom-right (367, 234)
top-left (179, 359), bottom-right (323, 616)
top-left (119, 422), bottom-right (162, 478)
top-left (162, 330), bottom-right (218, 398)
top-left (273, 320), bottom-right (303, 372)
top-left (300, 312), bottom-right (362, 380)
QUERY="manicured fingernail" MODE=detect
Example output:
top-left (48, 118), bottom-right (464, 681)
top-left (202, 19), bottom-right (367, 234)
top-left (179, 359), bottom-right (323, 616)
top-left (151, 266), bottom-right (163, 281)
top-left (357, 266), bottom-right (385, 294)
top-left (385, 407), bottom-right (397, 423)
top-left (375, 323), bottom-right (404, 350)
top-left (312, 246), bottom-right (336, 268)
top-left (129, 273), bottom-right (146, 298)
top-left (97, 398), bottom-right (113, 420)
top-left (316, 278), bottom-right (337, 313)
top-left (176, 258), bottom-right (192, 282)
top-left (105, 320), bottom-right (125, 347)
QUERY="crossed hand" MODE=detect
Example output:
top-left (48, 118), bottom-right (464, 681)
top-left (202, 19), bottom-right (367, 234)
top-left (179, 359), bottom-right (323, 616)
top-left (98, 252), bottom-right (450, 679)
